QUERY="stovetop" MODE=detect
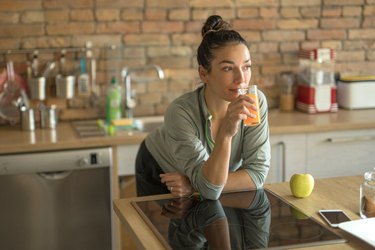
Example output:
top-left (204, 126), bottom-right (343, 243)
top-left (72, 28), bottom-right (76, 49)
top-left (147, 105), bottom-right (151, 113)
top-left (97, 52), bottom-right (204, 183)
top-left (132, 189), bottom-right (346, 250)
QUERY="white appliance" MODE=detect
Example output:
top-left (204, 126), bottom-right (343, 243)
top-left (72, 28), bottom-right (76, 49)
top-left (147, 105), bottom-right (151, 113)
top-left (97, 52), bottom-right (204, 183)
top-left (337, 76), bottom-right (375, 109)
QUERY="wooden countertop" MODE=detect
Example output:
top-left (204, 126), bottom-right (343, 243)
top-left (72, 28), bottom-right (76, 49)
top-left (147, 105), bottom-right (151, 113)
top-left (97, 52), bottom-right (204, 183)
top-left (1, 109), bottom-right (375, 154)
top-left (113, 176), bottom-right (374, 250)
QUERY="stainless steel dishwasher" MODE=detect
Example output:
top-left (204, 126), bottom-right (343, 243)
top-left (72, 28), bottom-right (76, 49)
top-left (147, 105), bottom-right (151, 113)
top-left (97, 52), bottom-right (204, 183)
top-left (0, 147), bottom-right (113, 250)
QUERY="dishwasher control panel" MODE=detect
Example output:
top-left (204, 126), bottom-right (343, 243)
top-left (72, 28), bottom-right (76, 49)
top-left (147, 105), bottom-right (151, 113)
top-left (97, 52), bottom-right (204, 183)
top-left (0, 147), bottom-right (112, 175)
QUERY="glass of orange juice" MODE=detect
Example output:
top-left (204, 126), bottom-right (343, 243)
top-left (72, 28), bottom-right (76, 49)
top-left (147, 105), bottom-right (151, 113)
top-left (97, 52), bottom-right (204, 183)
top-left (239, 85), bottom-right (261, 126)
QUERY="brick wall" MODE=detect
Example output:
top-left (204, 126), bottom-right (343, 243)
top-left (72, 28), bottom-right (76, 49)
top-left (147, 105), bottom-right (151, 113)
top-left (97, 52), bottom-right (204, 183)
top-left (1, 0), bottom-right (375, 121)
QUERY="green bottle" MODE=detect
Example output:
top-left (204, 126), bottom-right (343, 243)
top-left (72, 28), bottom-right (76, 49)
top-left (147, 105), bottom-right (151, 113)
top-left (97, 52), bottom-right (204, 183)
top-left (106, 77), bottom-right (122, 124)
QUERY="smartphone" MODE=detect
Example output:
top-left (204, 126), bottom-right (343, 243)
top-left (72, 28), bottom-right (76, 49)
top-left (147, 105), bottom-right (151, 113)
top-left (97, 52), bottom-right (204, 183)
top-left (318, 209), bottom-right (351, 227)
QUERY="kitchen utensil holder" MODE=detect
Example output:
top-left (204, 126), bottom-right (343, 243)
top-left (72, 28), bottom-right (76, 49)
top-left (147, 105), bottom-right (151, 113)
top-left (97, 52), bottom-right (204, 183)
top-left (55, 75), bottom-right (75, 99)
top-left (20, 107), bottom-right (35, 131)
top-left (40, 105), bottom-right (58, 129)
top-left (29, 77), bottom-right (46, 100)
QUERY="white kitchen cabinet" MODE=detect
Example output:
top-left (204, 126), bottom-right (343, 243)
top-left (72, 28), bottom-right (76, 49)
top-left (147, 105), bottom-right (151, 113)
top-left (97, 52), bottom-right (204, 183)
top-left (267, 134), bottom-right (306, 183)
top-left (306, 129), bottom-right (375, 178)
top-left (117, 144), bottom-right (140, 176)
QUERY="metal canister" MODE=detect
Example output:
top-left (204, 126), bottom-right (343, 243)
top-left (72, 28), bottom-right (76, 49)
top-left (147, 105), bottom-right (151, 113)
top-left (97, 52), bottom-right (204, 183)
top-left (55, 75), bottom-right (75, 99)
top-left (29, 77), bottom-right (46, 100)
top-left (40, 105), bottom-right (58, 129)
top-left (20, 107), bottom-right (35, 131)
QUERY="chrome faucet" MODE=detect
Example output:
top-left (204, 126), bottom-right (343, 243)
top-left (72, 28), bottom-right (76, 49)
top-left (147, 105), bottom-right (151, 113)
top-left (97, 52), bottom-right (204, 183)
top-left (121, 64), bottom-right (165, 118)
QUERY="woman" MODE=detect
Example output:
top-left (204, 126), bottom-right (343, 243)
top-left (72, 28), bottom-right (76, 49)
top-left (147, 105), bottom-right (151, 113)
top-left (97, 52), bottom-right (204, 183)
top-left (135, 15), bottom-right (270, 200)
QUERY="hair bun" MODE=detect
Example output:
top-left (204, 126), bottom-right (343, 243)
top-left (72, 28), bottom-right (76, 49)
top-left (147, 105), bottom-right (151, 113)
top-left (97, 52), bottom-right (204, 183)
top-left (201, 15), bottom-right (231, 37)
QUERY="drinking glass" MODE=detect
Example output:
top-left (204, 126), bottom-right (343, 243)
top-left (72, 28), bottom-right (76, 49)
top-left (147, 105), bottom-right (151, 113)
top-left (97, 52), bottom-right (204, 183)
top-left (360, 170), bottom-right (375, 218)
top-left (239, 85), bottom-right (261, 126)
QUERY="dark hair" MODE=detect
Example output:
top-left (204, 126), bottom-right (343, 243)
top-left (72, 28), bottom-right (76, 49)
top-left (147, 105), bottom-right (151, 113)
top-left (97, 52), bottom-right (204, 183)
top-left (197, 15), bottom-right (249, 72)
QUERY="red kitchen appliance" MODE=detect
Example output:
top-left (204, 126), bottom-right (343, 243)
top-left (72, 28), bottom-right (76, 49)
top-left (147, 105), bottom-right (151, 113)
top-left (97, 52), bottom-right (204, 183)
top-left (296, 48), bottom-right (338, 113)
top-left (296, 84), bottom-right (338, 113)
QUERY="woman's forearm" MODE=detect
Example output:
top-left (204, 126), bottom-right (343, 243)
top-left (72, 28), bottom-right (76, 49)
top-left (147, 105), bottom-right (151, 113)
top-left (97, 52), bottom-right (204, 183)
top-left (224, 169), bottom-right (256, 192)
top-left (202, 135), bottom-right (232, 186)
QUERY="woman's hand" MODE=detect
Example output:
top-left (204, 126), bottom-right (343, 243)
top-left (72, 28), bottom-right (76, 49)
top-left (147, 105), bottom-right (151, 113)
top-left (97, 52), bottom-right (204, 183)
top-left (221, 94), bottom-right (256, 137)
top-left (160, 172), bottom-right (194, 197)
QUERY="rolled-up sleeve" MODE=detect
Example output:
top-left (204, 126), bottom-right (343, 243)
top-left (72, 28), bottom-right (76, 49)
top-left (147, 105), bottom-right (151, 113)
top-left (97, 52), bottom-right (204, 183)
top-left (241, 91), bottom-right (271, 188)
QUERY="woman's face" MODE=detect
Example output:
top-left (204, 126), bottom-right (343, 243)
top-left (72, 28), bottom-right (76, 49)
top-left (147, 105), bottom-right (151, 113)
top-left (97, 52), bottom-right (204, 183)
top-left (200, 43), bottom-right (251, 102)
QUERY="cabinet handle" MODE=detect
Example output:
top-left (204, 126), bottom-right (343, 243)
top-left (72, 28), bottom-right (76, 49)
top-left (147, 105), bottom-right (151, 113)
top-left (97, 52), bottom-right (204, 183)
top-left (326, 136), bottom-right (375, 143)
top-left (276, 141), bottom-right (286, 182)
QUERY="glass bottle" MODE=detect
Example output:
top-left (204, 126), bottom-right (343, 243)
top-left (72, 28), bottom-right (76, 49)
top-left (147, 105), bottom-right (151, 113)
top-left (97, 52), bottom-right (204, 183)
top-left (360, 170), bottom-right (375, 219)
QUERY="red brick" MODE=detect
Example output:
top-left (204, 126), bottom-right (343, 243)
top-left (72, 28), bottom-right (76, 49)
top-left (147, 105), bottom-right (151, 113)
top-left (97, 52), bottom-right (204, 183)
top-left (363, 17), bottom-right (375, 27)
top-left (96, 0), bottom-right (143, 8)
top-left (185, 21), bottom-right (202, 33)
top-left (258, 42), bottom-right (278, 52)
top-left (322, 7), bottom-right (342, 17)
top-left (45, 10), bottom-right (69, 23)
top-left (149, 57), bottom-right (191, 69)
top-left (335, 61), bottom-right (375, 73)
top-left (349, 29), bottom-right (375, 39)
top-left (307, 29), bottom-right (347, 40)
top-left (236, 0), bottom-right (278, 7)
top-left (343, 41), bottom-right (374, 50)
top-left (281, 0), bottom-right (321, 6)
top-left (191, 9), bottom-right (214, 21)
top-left (280, 7), bottom-right (300, 18)
top-left (343, 6), bottom-right (362, 16)
top-left (237, 8), bottom-right (259, 18)
top-left (0, 13), bottom-right (19, 24)
top-left (96, 21), bottom-right (140, 34)
top-left (142, 21), bottom-right (184, 33)
top-left (172, 33), bottom-right (200, 46)
top-left (280, 42), bottom-right (300, 52)
top-left (21, 11), bottom-right (44, 23)
top-left (71, 35), bottom-right (122, 47)
top-left (364, 5), bottom-right (375, 16)
top-left (321, 40), bottom-right (342, 50)
top-left (189, 0), bottom-right (233, 8)
top-left (169, 9), bottom-right (190, 21)
top-left (214, 8), bottom-right (236, 20)
top-left (0, 1), bottom-right (42, 11)
top-left (71, 9), bottom-right (94, 21)
top-left (44, 0), bottom-right (93, 8)
top-left (241, 31), bottom-right (262, 42)
top-left (124, 34), bottom-right (170, 46)
top-left (0, 38), bottom-right (20, 49)
top-left (336, 50), bottom-right (365, 62)
top-left (277, 19), bottom-right (318, 29)
top-left (146, 0), bottom-right (188, 8)
top-left (300, 7), bottom-right (321, 17)
top-left (260, 7), bottom-right (279, 18)
top-left (95, 9), bottom-right (119, 21)
top-left (321, 18), bottom-right (360, 28)
top-left (46, 23), bottom-right (95, 35)
top-left (121, 9), bottom-right (143, 21)
top-left (145, 9), bottom-right (167, 21)
top-left (233, 19), bottom-right (276, 30)
top-left (263, 30), bottom-right (305, 41)
top-left (0, 24), bottom-right (44, 37)
top-left (324, 0), bottom-right (364, 5)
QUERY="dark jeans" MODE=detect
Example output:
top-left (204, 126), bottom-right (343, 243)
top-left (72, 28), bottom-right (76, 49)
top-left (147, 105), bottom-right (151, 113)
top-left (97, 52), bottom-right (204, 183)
top-left (135, 140), bottom-right (169, 196)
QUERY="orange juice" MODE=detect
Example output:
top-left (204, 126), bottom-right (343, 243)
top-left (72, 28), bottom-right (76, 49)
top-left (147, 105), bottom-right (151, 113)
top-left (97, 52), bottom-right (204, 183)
top-left (244, 85), bottom-right (261, 126)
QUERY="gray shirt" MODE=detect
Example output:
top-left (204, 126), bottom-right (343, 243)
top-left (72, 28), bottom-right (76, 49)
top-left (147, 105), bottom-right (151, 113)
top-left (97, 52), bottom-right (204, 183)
top-left (145, 85), bottom-right (270, 200)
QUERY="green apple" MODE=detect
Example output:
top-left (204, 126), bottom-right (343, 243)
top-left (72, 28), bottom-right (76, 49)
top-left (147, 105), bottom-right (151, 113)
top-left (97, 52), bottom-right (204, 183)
top-left (289, 173), bottom-right (314, 198)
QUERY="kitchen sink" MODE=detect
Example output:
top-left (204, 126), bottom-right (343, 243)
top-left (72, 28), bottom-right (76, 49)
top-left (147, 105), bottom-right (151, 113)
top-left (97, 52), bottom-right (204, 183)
top-left (133, 115), bottom-right (164, 133)
top-left (72, 116), bottom-right (164, 137)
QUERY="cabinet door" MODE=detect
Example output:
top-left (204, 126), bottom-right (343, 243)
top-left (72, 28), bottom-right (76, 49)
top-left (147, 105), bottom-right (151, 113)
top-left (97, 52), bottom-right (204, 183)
top-left (268, 134), bottom-right (306, 183)
top-left (117, 145), bottom-right (140, 176)
top-left (306, 129), bottom-right (375, 178)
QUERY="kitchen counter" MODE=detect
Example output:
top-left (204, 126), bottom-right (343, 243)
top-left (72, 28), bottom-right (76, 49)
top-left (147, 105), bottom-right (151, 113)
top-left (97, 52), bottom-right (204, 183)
top-left (1, 109), bottom-right (375, 154)
top-left (113, 176), bottom-right (374, 250)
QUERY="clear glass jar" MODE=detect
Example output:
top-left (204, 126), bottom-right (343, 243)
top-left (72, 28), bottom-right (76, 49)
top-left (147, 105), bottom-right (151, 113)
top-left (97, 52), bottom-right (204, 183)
top-left (360, 170), bottom-right (375, 218)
